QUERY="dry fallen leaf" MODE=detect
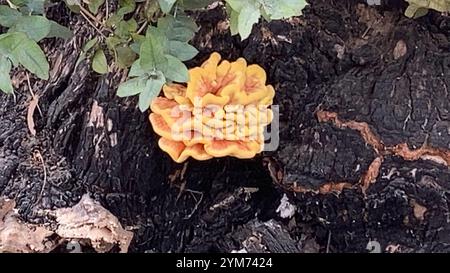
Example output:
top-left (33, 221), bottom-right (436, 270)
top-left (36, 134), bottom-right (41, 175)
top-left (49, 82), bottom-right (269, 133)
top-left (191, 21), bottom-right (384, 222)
top-left (386, 244), bottom-right (401, 253)
top-left (27, 95), bottom-right (39, 136)
top-left (53, 194), bottom-right (133, 253)
top-left (0, 194), bottom-right (133, 253)
top-left (0, 198), bottom-right (54, 253)
top-left (411, 200), bottom-right (427, 221)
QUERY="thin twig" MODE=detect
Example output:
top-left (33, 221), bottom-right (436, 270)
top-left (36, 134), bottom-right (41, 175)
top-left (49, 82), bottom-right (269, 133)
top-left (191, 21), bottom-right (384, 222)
top-left (79, 5), bottom-right (107, 29)
top-left (80, 11), bottom-right (107, 39)
top-left (184, 188), bottom-right (203, 195)
top-left (105, 0), bottom-right (109, 20)
top-left (137, 21), bottom-right (148, 35)
top-left (174, 183), bottom-right (203, 203)
top-left (134, 2), bottom-right (142, 17)
top-left (127, 21), bottom-right (148, 42)
top-left (26, 73), bottom-right (43, 117)
top-left (6, 0), bottom-right (16, 9)
top-left (180, 162), bottom-right (188, 180)
top-left (184, 191), bottom-right (203, 220)
top-left (176, 180), bottom-right (186, 202)
top-left (326, 231), bottom-right (332, 253)
top-left (33, 150), bottom-right (48, 206)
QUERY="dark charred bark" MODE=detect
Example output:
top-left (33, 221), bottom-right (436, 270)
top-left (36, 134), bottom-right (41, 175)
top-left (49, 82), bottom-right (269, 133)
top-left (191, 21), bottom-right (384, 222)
top-left (1, 0), bottom-right (450, 252)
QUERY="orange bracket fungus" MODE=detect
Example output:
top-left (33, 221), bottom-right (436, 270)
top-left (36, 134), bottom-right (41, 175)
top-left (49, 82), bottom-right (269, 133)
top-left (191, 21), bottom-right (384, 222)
top-left (149, 52), bottom-right (275, 163)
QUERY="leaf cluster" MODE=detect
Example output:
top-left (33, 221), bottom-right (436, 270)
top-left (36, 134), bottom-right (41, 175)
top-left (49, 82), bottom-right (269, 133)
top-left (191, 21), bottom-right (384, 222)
top-left (117, 13), bottom-right (199, 111)
top-left (66, 0), bottom-right (209, 111)
top-left (225, 0), bottom-right (308, 40)
top-left (0, 0), bottom-right (72, 94)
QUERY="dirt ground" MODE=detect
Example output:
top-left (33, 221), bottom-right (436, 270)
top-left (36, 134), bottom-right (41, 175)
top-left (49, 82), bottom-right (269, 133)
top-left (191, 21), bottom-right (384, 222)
top-left (1, 0), bottom-right (450, 253)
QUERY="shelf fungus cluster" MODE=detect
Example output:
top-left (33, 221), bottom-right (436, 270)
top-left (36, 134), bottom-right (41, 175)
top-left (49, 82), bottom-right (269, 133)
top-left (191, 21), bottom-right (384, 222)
top-left (149, 52), bottom-right (275, 163)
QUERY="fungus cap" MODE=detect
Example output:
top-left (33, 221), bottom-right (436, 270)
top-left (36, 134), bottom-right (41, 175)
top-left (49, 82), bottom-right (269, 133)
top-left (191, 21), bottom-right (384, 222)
top-left (149, 52), bottom-right (275, 163)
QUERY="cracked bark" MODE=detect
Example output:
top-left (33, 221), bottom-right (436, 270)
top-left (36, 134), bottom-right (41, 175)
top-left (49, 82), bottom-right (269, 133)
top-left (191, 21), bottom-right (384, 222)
top-left (1, 0), bottom-right (450, 253)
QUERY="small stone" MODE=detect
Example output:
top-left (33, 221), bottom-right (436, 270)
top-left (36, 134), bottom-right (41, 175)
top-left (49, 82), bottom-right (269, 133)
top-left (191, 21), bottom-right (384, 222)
top-left (393, 40), bottom-right (407, 60)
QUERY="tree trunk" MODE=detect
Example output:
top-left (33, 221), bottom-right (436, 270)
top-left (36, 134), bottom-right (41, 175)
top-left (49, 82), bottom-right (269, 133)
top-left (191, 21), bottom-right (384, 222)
top-left (1, 0), bottom-right (450, 252)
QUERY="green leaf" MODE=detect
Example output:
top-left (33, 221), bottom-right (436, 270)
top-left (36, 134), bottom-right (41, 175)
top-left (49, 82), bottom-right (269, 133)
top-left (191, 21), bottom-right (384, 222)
top-left (0, 32), bottom-right (23, 54)
top-left (105, 36), bottom-right (122, 51)
top-left (404, 0), bottom-right (450, 17)
top-left (130, 34), bottom-right (145, 53)
top-left (130, 42), bottom-right (140, 54)
top-left (166, 25), bottom-right (194, 43)
top-left (88, 0), bottom-right (105, 14)
top-left (117, 76), bottom-right (147, 97)
top-left (83, 37), bottom-right (98, 52)
top-left (114, 19), bottom-right (138, 38)
top-left (0, 31), bottom-right (51, 80)
top-left (227, 0), bottom-right (307, 40)
top-left (179, 0), bottom-right (215, 10)
top-left (260, 6), bottom-right (271, 21)
top-left (238, 3), bottom-right (260, 40)
top-left (405, 4), bottom-right (429, 18)
top-left (0, 32), bottom-right (25, 65)
top-left (413, 7), bottom-right (429, 18)
top-left (144, 0), bottom-right (159, 21)
top-left (106, 0), bottom-right (135, 27)
top-left (127, 18), bottom-right (138, 32)
top-left (0, 5), bottom-right (21, 27)
top-left (405, 4), bottom-right (417, 18)
top-left (146, 26), bottom-right (168, 49)
top-left (229, 7), bottom-right (239, 36)
top-left (92, 49), bottom-right (108, 74)
top-left (9, 15), bottom-right (52, 42)
top-left (46, 21), bottom-right (73, 39)
top-left (10, 0), bottom-right (28, 6)
top-left (64, 0), bottom-right (81, 13)
top-left (258, 0), bottom-right (307, 20)
top-left (140, 35), bottom-right (167, 72)
top-left (174, 13), bottom-right (199, 32)
top-left (225, 0), bottom-right (246, 11)
top-left (168, 40), bottom-right (198, 61)
top-left (20, 0), bottom-right (46, 15)
top-left (116, 46), bottom-right (137, 68)
top-left (157, 0), bottom-right (177, 13)
top-left (157, 16), bottom-right (176, 32)
top-left (65, 5), bottom-right (81, 13)
top-left (163, 54), bottom-right (189, 82)
top-left (0, 56), bottom-right (13, 94)
top-left (138, 71), bottom-right (165, 112)
top-left (106, 13), bottom-right (122, 27)
top-left (64, 0), bottom-right (80, 5)
top-left (129, 59), bottom-right (146, 77)
top-left (157, 14), bottom-right (197, 42)
top-left (13, 36), bottom-right (49, 79)
top-left (118, 0), bottom-right (135, 15)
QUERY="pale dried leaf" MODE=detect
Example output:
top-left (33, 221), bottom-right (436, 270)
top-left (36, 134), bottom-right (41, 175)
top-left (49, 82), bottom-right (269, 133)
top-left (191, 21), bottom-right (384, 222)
top-left (54, 194), bottom-right (133, 253)
top-left (27, 95), bottom-right (39, 136)
top-left (0, 198), bottom-right (54, 253)
top-left (411, 200), bottom-right (427, 221)
top-left (386, 244), bottom-right (401, 253)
